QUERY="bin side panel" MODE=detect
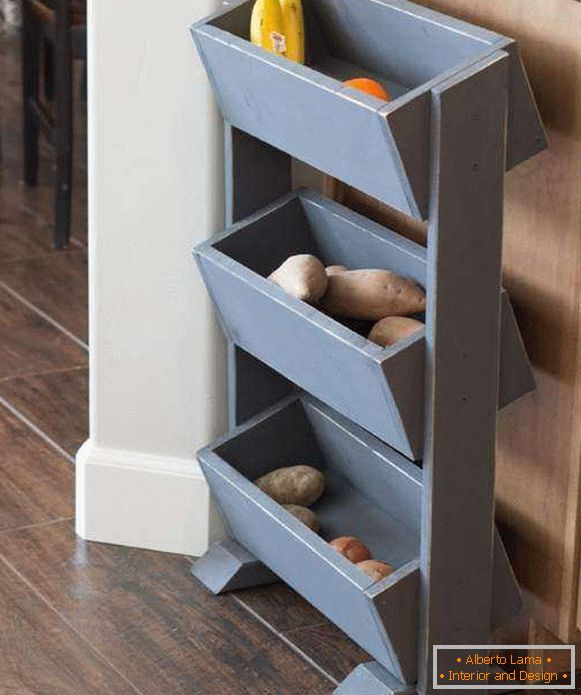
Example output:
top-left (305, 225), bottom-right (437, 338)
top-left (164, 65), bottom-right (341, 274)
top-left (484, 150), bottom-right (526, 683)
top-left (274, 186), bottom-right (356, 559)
top-left (303, 399), bottom-right (422, 537)
top-left (372, 566), bottom-right (420, 684)
top-left (214, 398), bottom-right (322, 478)
top-left (300, 194), bottom-right (427, 283)
top-left (504, 42), bottom-right (547, 169)
top-left (381, 337), bottom-right (426, 461)
top-left (193, 28), bottom-right (420, 217)
top-left (492, 529), bottom-right (523, 628)
top-left (498, 291), bottom-right (535, 408)
top-left (215, 196), bottom-right (317, 276)
top-left (309, 0), bottom-right (493, 87)
top-left (385, 92), bottom-right (431, 221)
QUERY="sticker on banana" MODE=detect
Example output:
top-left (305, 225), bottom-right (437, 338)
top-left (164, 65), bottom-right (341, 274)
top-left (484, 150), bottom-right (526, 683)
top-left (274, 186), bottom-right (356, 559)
top-left (250, 0), bottom-right (304, 64)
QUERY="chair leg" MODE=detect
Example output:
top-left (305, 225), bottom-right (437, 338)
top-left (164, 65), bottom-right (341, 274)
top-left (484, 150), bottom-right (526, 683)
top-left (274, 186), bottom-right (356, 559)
top-left (44, 38), bottom-right (55, 101)
top-left (21, 1), bottom-right (40, 187)
top-left (80, 58), bottom-right (87, 103)
top-left (53, 23), bottom-right (73, 249)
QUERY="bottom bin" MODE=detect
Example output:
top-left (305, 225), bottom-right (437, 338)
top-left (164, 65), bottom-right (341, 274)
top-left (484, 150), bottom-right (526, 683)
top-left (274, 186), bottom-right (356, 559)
top-left (197, 394), bottom-right (522, 684)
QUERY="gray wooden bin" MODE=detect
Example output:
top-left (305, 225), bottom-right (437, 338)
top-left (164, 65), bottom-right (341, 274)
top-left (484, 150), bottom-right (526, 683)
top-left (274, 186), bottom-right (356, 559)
top-left (191, 0), bottom-right (545, 220)
top-left (198, 393), bottom-right (522, 685)
top-left (194, 189), bottom-right (534, 460)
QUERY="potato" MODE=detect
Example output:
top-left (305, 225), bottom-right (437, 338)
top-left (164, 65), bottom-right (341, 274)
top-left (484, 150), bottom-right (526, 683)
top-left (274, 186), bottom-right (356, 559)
top-left (357, 560), bottom-right (395, 583)
top-left (255, 465), bottom-right (325, 507)
top-left (329, 536), bottom-right (371, 563)
top-left (325, 264), bottom-right (347, 277)
top-left (321, 269), bottom-right (426, 320)
top-left (268, 254), bottom-right (328, 303)
top-left (284, 505), bottom-right (320, 533)
top-left (368, 316), bottom-right (424, 347)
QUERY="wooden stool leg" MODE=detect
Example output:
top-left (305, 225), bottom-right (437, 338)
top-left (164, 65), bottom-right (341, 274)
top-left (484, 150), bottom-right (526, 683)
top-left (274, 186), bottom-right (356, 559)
top-left (21, 0), bottom-right (40, 187)
top-left (53, 6), bottom-right (73, 249)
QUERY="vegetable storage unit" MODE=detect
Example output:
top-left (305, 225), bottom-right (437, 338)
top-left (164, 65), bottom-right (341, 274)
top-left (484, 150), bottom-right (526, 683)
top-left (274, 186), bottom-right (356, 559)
top-left (188, 0), bottom-right (546, 692)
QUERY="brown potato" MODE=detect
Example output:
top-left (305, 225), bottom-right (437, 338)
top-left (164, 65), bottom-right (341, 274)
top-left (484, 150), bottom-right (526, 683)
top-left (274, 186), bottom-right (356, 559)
top-left (325, 264), bottom-right (347, 277)
top-left (255, 465), bottom-right (325, 507)
top-left (368, 316), bottom-right (424, 347)
top-left (321, 269), bottom-right (426, 320)
top-left (329, 536), bottom-right (371, 563)
top-left (284, 505), bottom-right (321, 533)
top-left (268, 254), bottom-right (328, 303)
top-left (357, 560), bottom-right (395, 583)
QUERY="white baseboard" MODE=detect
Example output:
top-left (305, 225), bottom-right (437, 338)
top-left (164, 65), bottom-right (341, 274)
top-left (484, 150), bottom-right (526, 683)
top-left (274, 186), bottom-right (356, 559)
top-left (75, 440), bottom-right (225, 556)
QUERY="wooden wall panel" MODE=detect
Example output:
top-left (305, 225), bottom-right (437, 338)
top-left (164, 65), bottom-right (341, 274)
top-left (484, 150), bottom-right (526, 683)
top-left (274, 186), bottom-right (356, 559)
top-left (336, 0), bottom-right (581, 643)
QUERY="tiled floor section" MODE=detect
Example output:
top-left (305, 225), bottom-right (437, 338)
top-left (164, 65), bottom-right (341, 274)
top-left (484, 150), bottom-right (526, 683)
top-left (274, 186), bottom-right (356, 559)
top-left (0, 25), bottom-right (577, 695)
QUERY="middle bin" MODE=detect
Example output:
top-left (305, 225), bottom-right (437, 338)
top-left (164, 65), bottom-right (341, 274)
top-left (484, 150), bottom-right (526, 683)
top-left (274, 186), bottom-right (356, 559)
top-left (194, 189), bottom-right (533, 460)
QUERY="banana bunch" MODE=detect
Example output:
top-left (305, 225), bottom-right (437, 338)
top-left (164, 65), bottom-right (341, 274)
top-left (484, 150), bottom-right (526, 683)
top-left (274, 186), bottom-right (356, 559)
top-left (250, 0), bottom-right (304, 63)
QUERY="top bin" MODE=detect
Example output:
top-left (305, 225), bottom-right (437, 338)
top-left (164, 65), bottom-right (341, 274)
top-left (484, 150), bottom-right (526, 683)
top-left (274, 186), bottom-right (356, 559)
top-left (192, 0), bottom-right (545, 220)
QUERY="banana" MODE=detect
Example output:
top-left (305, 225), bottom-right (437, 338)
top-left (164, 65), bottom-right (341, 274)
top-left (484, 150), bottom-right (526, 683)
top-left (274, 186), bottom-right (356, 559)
top-left (280, 0), bottom-right (304, 64)
top-left (250, 0), bottom-right (287, 56)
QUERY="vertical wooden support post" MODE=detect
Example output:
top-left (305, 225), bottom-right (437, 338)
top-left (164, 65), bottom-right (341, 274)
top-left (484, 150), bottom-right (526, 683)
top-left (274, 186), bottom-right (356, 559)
top-left (418, 53), bottom-right (509, 693)
top-left (192, 125), bottom-right (293, 592)
top-left (224, 125), bottom-right (294, 427)
top-left (225, 124), bottom-right (292, 227)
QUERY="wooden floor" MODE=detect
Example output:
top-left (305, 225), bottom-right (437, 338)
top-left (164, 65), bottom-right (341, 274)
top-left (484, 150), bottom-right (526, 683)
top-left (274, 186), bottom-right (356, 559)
top-left (0, 27), bottom-right (577, 695)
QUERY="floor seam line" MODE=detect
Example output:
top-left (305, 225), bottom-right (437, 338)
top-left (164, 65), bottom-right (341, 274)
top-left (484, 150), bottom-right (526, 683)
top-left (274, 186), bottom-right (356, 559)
top-left (0, 554), bottom-right (145, 695)
top-left (0, 248), bottom-right (85, 264)
top-left (231, 594), bottom-right (340, 687)
top-left (0, 516), bottom-right (75, 536)
top-left (0, 364), bottom-right (87, 384)
top-left (282, 620), bottom-right (334, 635)
top-left (0, 395), bottom-right (75, 463)
top-left (0, 281), bottom-right (88, 351)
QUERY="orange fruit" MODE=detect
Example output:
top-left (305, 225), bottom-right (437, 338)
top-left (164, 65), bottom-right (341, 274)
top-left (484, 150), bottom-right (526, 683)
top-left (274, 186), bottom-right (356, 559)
top-left (343, 77), bottom-right (391, 101)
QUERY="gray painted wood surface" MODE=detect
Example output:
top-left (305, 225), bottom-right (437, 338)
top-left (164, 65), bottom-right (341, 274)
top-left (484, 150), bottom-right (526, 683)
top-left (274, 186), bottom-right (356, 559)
top-left (335, 661), bottom-right (416, 694)
top-left (418, 53), bottom-right (509, 693)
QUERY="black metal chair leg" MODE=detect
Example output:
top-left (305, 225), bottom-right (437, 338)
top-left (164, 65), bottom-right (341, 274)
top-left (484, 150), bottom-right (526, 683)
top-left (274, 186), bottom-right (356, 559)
top-left (44, 38), bottom-right (55, 101)
top-left (22, 0), bottom-right (40, 187)
top-left (53, 2), bottom-right (73, 249)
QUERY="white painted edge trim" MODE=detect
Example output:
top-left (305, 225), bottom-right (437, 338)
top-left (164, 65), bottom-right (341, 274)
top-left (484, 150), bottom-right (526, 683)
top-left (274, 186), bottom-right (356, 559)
top-left (75, 439), bottom-right (225, 556)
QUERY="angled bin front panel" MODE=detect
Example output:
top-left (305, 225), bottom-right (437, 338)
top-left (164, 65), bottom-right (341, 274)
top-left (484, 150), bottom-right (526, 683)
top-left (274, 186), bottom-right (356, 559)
top-left (194, 190), bottom-right (534, 460)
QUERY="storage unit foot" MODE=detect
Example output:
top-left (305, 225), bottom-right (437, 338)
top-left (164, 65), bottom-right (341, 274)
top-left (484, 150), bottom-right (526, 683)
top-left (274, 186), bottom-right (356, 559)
top-left (335, 661), bottom-right (414, 695)
top-left (190, 539), bottom-right (277, 595)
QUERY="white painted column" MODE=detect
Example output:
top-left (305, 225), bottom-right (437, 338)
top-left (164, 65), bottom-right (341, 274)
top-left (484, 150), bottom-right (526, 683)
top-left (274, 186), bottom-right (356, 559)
top-left (76, 0), bottom-right (226, 555)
